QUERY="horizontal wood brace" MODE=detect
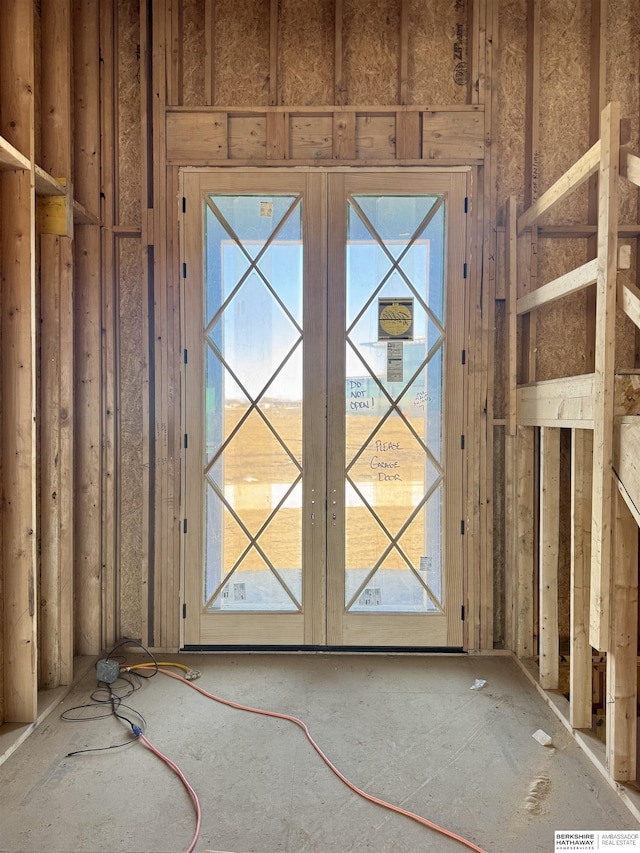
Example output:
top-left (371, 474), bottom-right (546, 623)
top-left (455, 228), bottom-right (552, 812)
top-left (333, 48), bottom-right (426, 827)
top-left (536, 225), bottom-right (640, 238)
top-left (517, 374), bottom-right (596, 428)
top-left (516, 373), bottom-right (640, 427)
top-left (518, 140), bottom-right (601, 234)
top-left (166, 104), bottom-right (485, 115)
top-left (516, 258), bottom-right (598, 314)
top-left (34, 165), bottom-right (66, 196)
top-left (0, 133), bottom-right (30, 170)
top-left (618, 275), bottom-right (640, 331)
top-left (620, 147), bottom-right (640, 187)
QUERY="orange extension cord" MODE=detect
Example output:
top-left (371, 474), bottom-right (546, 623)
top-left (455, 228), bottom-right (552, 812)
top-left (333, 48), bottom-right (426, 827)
top-left (137, 731), bottom-right (202, 853)
top-left (154, 666), bottom-right (489, 853)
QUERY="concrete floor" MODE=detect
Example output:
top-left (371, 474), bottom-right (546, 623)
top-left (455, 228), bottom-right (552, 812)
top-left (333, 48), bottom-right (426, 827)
top-left (0, 654), bottom-right (637, 853)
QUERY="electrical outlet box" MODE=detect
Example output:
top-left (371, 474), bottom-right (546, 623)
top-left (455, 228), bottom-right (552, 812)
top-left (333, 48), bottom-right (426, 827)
top-left (96, 658), bottom-right (120, 684)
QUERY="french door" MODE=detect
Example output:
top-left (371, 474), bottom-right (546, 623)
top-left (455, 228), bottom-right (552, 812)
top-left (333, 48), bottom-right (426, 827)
top-left (181, 169), bottom-right (467, 648)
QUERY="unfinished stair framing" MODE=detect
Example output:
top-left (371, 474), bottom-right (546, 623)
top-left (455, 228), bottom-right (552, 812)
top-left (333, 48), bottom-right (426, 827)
top-left (506, 101), bottom-right (640, 787)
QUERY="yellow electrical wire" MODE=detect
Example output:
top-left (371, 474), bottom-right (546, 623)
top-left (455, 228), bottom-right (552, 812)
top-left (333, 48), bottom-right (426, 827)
top-left (122, 662), bottom-right (193, 674)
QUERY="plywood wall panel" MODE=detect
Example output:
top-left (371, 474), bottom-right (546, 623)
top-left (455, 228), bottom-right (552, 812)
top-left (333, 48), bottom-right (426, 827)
top-left (279, 0), bottom-right (333, 106)
top-left (495, 0), bottom-right (526, 223)
top-left (615, 310), bottom-right (637, 370)
top-left (607, 0), bottom-right (640, 371)
top-left (534, 0), bottom-right (591, 381)
top-left (536, 284), bottom-right (589, 380)
top-left (182, 0), bottom-right (206, 106)
top-left (342, 0), bottom-right (400, 105)
top-left (607, 0), bottom-right (640, 226)
top-left (118, 239), bottom-right (145, 639)
top-left (214, 0), bottom-right (270, 106)
top-left (118, 0), bottom-right (142, 228)
top-left (407, 0), bottom-right (469, 105)
top-left (538, 0), bottom-right (590, 225)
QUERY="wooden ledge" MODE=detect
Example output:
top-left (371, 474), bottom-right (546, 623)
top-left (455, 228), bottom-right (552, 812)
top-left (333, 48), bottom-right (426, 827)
top-left (34, 165), bottom-right (66, 196)
top-left (0, 134), bottom-right (30, 171)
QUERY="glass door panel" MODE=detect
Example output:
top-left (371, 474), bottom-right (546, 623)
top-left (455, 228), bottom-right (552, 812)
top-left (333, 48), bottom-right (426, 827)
top-left (327, 172), bottom-right (466, 647)
top-left (182, 171), bottom-right (326, 646)
top-left (203, 191), bottom-right (303, 613)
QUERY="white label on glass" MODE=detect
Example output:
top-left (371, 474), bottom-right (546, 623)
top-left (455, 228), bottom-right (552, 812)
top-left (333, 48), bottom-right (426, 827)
top-left (259, 201), bottom-right (273, 217)
top-left (387, 341), bottom-right (403, 382)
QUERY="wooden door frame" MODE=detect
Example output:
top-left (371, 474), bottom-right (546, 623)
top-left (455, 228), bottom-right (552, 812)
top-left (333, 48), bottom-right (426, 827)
top-left (179, 166), bottom-right (472, 651)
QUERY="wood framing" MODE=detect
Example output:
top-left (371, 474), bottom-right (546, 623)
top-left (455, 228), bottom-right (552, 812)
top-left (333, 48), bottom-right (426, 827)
top-left (507, 97), bottom-right (640, 786)
top-left (618, 275), bottom-right (640, 329)
top-left (165, 107), bottom-right (485, 166)
top-left (589, 101), bottom-right (620, 652)
top-left (570, 429), bottom-right (593, 730)
top-left (516, 375), bottom-right (596, 428)
top-left (73, 0), bottom-right (102, 656)
top-left (0, 0), bottom-right (38, 722)
top-left (39, 0), bottom-right (74, 690)
top-left (40, 235), bottom-right (74, 688)
top-left (539, 427), bottom-right (560, 689)
top-left (515, 426), bottom-right (535, 658)
top-left (516, 259), bottom-right (598, 315)
top-left (606, 484), bottom-right (638, 781)
top-left (100, 0), bottom-right (117, 650)
top-left (517, 141), bottom-right (601, 235)
top-left (506, 196), bottom-right (517, 436)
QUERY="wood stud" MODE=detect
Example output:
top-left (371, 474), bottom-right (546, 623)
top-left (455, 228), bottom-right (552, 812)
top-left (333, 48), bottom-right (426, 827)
top-left (39, 0), bottom-right (74, 689)
top-left (73, 0), bottom-right (102, 656)
top-left (539, 427), bottom-right (560, 690)
top-left (0, 0), bottom-right (38, 724)
top-left (570, 429), bottom-right (593, 730)
top-left (589, 102), bottom-right (620, 652)
top-left (606, 484), bottom-right (638, 782)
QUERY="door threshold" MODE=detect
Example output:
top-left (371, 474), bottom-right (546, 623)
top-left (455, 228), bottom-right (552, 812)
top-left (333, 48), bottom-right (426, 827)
top-left (181, 645), bottom-right (465, 653)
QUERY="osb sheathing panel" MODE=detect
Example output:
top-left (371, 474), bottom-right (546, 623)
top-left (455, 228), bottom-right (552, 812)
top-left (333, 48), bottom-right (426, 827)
top-left (536, 277), bottom-right (589, 380)
top-left (535, 0), bottom-right (590, 381)
top-left (342, 0), bottom-right (400, 105)
top-left (608, 0), bottom-right (640, 226)
top-left (182, 0), bottom-right (206, 106)
top-left (118, 0), bottom-right (142, 229)
top-left (279, 0), bottom-right (333, 106)
top-left (607, 0), bottom-right (640, 370)
top-left (215, 0), bottom-right (270, 106)
top-left (615, 309), bottom-right (637, 370)
top-left (407, 0), bottom-right (469, 106)
top-left (495, 0), bottom-right (527, 224)
top-left (118, 239), bottom-right (145, 639)
top-left (538, 0), bottom-right (590, 225)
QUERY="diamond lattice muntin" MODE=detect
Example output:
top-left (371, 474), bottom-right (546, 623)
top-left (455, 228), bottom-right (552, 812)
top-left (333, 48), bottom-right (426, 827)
top-left (203, 194), bottom-right (304, 612)
top-left (344, 194), bottom-right (446, 614)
